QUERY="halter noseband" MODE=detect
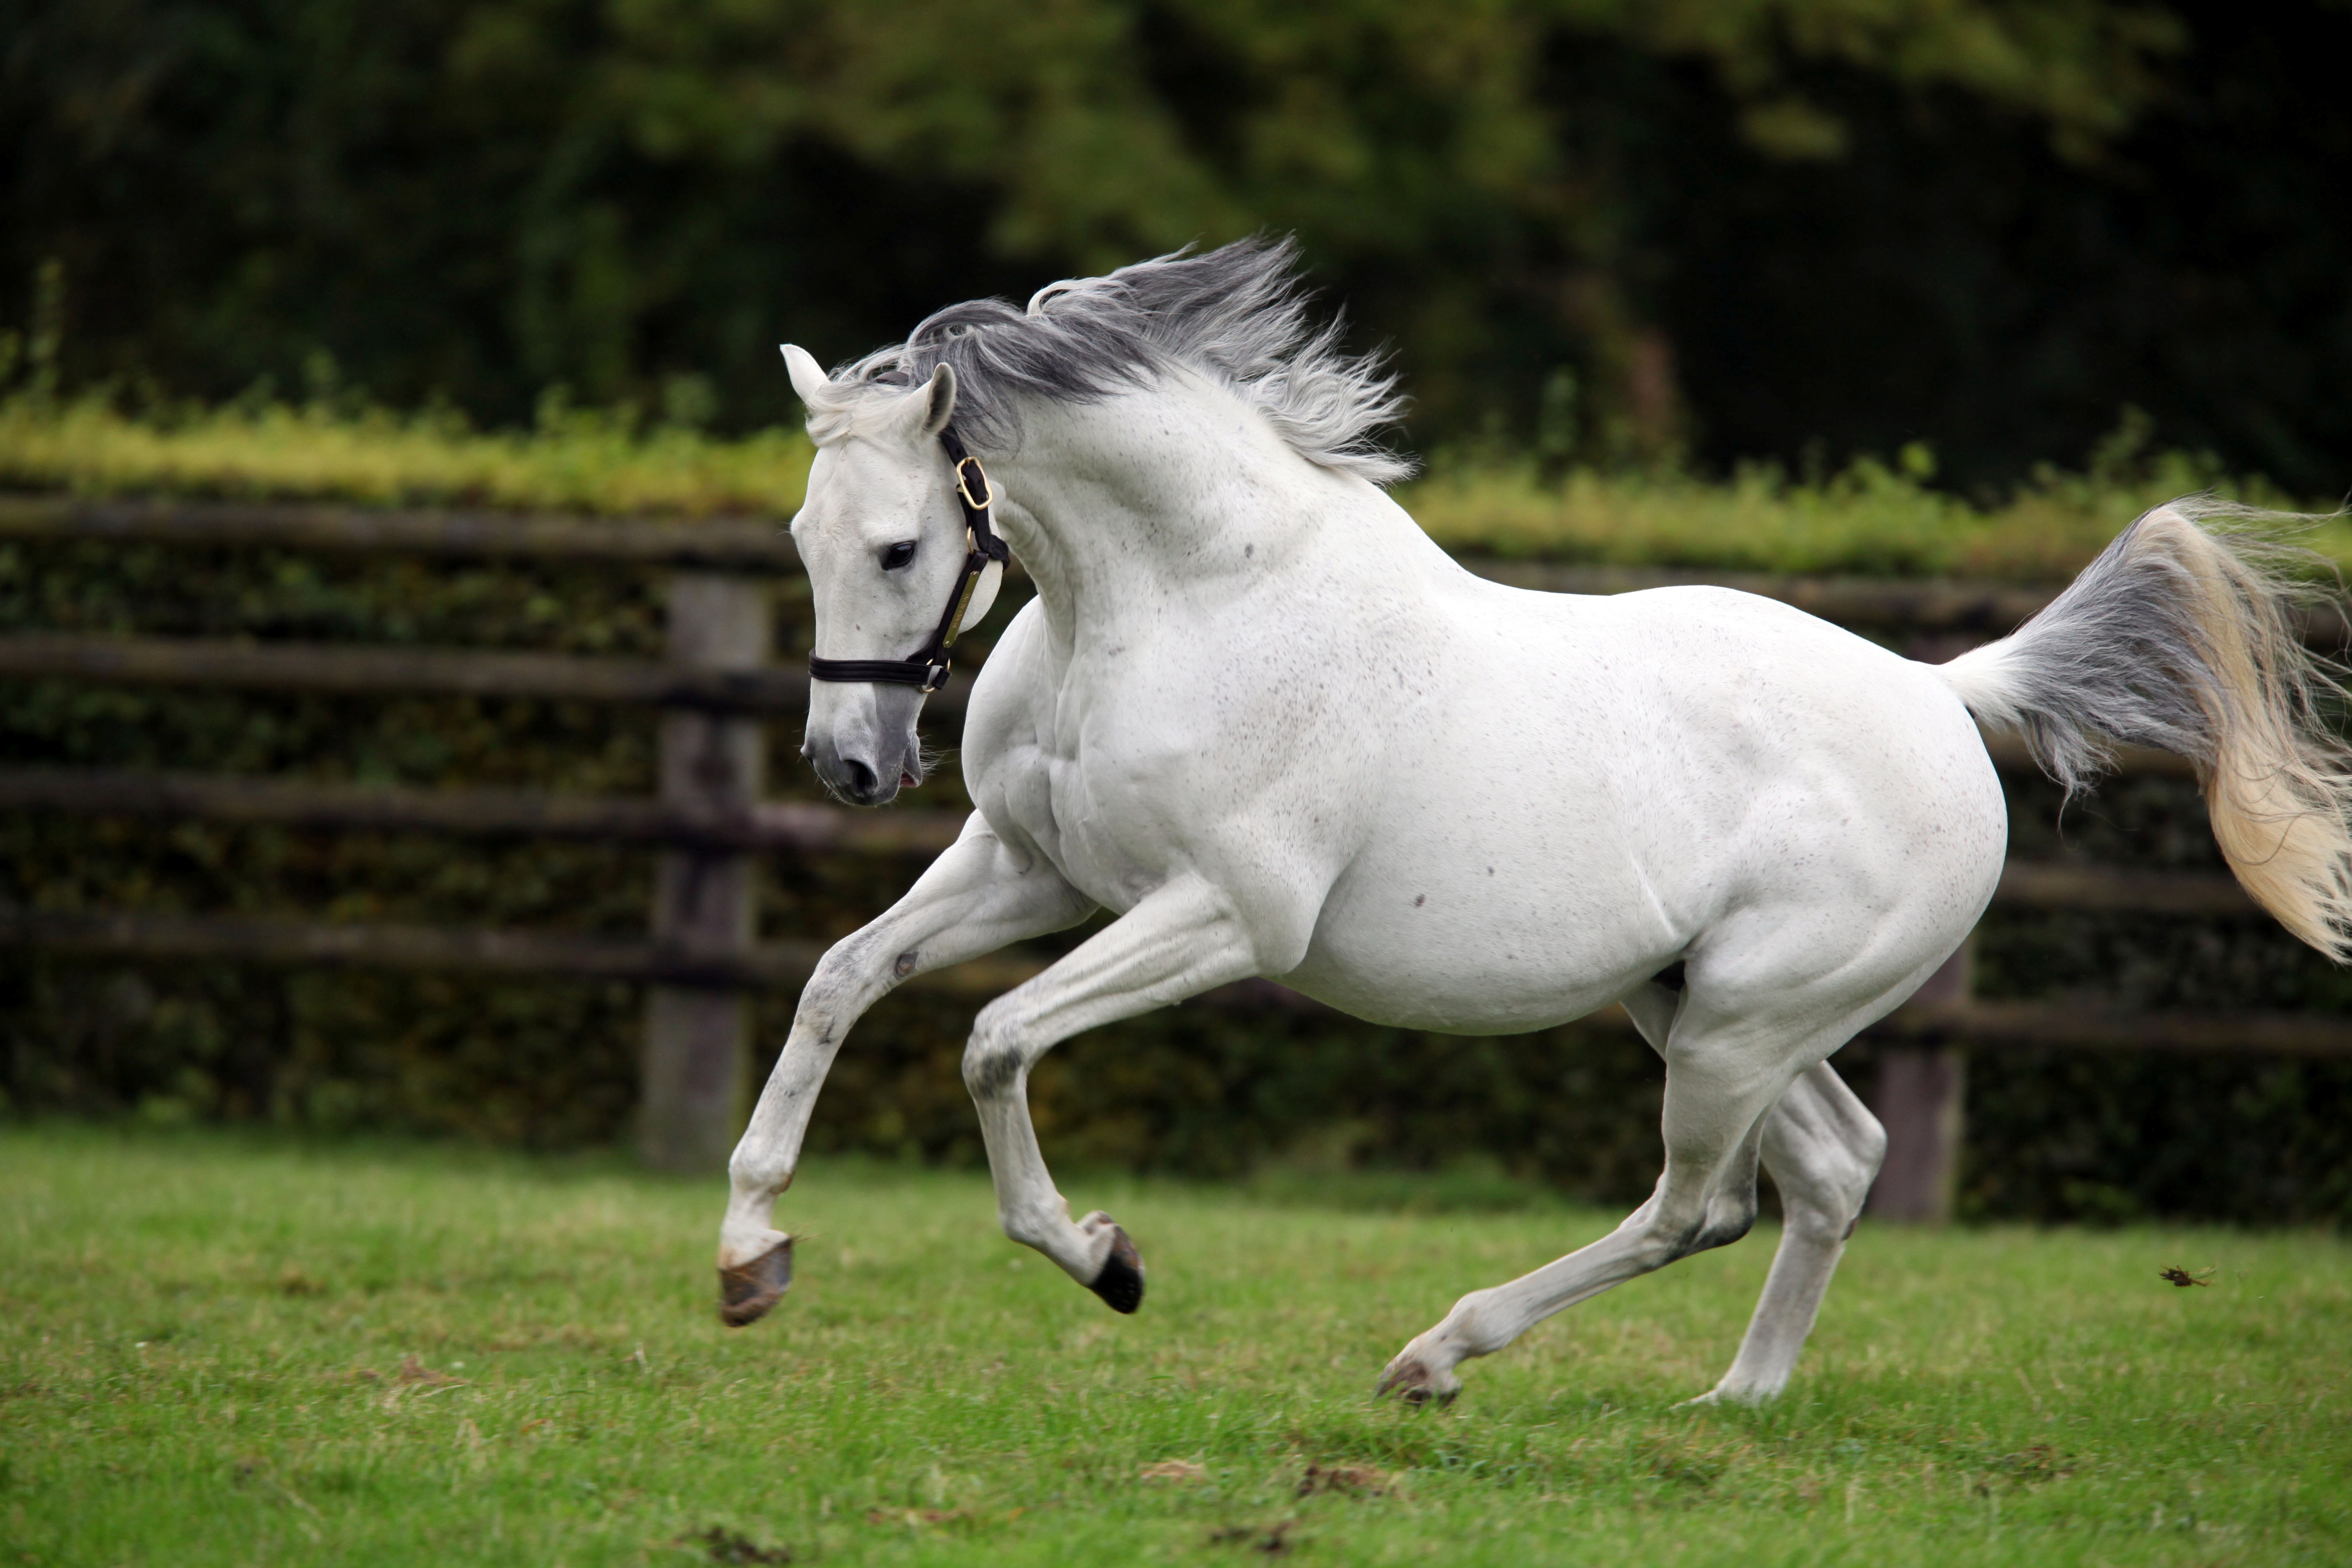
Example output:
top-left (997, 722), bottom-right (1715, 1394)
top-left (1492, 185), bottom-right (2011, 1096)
top-left (805, 426), bottom-right (1012, 695)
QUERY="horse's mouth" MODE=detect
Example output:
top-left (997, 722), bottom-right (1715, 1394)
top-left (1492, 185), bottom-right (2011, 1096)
top-left (900, 770), bottom-right (919, 789)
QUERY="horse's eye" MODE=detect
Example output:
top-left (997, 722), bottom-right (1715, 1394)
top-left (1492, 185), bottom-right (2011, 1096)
top-left (881, 541), bottom-right (917, 571)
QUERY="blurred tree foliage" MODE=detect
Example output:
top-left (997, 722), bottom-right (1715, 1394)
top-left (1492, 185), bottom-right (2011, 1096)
top-left (16, 0), bottom-right (2344, 491)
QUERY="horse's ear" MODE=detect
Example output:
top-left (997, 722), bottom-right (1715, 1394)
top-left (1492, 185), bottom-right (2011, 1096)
top-left (918, 362), bottom-right (957, 438)
top-left (882, 362), bottom-right (957, 442)
top-left (780, 344), bottom-right (829, 405)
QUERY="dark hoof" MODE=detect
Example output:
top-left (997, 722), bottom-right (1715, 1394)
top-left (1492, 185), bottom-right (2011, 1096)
top-left (717, 1238), bottom-right (793, 1327)
top-left (1086, 1225), bottom-right (1146, 1315)
top-left (1375, 1359), bottom-right (1457, 1407)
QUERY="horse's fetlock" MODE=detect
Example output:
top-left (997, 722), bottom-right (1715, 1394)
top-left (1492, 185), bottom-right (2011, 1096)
top-left (727, 1159), bottom-right (791, 1200)
top-left (1442, 1291), bottom-right (1509, 1356)
top-left (998, 1201), bottom-right (1060, 1250)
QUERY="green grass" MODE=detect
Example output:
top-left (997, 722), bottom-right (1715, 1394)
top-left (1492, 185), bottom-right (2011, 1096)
top-left (3, 1126), bottom-right (2345, 1565)
top-left (5, 392), bottom-right (2342, 578)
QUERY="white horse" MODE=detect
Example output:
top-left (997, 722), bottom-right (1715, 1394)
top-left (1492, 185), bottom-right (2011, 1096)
top-left (715, 239), bottom-right (2352, 1405)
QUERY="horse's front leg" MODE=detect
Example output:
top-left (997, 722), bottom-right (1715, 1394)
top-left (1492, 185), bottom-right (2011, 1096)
top-left (961, 876), bottom-right (1259, 1312)
top-left (716, 815), bottom-right (1093, 1326)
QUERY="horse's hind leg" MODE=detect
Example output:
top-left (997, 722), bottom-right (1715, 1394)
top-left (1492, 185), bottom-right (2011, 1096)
top-left (1377, 1003), bottom-right (1842, 1405)
top-left (1624, 988), bottom-right (1887, 1403)
top-left (1698, 1063), bottom-right (1884, 1402)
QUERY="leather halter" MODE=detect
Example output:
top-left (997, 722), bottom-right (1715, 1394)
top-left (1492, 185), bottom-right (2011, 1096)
top-left (805, 427), bottom-right (1011, 695)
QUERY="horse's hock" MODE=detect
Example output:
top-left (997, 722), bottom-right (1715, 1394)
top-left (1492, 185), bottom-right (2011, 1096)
top-left (1, 494), bottom-right (2346, 1186)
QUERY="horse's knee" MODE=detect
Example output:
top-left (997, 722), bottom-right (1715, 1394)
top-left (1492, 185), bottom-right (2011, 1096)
top-left (960, 1011), bottom-right (1027, 1100)
top-left (799, 934), bottom-right (875, 1016)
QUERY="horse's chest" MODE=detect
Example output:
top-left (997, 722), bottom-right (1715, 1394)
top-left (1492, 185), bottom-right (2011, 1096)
top-left (976, 730), bottom-right (1160, 913)
top-left (1036, 751), bottom-right (1174, 913)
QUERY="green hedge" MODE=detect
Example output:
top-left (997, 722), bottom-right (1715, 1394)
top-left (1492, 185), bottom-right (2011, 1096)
top-left (6, 392), bottom-right (2344, 578)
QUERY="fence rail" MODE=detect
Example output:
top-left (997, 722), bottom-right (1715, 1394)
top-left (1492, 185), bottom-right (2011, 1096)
top-left (0, 765), bottom-right (966, 854)
top-left (0, 630), bottom-right (825, 716)
top-left (3, 493), bottom-right (2343, 1193)
top-left (0, 493), bottom-right (804, 571)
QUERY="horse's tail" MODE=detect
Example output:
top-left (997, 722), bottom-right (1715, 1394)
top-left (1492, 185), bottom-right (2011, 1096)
top-left (1935, 498), bottom-right (2352, 962)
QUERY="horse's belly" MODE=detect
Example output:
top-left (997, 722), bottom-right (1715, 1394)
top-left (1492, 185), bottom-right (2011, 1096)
top-left (1277, 840), bottom-right (1673, 1035)
top-left (1279, 951), bottom-right (1640, 1034)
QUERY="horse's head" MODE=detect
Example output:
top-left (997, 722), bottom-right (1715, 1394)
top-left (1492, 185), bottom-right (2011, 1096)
top-left (783, 344), bottom-right (1002, 806)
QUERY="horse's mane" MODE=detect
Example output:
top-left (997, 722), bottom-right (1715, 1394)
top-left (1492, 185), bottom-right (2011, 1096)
top-left (802, 236), bottom-right (1414, 486)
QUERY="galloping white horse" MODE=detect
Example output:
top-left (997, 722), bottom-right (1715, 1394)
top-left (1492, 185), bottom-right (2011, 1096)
top-left (716, 239), bottom-right (2352, 1405)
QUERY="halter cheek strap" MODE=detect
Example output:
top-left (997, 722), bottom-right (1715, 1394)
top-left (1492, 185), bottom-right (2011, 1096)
top-left (805, 426), bottom-right (1012, 695)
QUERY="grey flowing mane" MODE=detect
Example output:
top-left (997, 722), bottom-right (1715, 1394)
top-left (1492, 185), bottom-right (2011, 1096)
top-left (803, 237), bottom-right (1414, 486)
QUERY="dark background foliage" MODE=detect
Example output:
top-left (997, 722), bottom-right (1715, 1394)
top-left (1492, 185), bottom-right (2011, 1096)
top-left (5, 0), bottom-right (2349, 493)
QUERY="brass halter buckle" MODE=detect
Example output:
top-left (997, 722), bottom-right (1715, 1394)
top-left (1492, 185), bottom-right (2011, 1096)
top-left (954, 455), bottom-right (993, 512)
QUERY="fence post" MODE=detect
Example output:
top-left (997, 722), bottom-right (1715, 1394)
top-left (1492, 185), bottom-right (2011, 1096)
top-left (1865, 941), bottom-right (1970, 1223)
top-left (640, 571), bottom-right (770, 1172)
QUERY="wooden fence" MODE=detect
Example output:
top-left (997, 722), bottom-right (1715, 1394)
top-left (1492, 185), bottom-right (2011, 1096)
top-left (3, 493), bottom-right (2346, 1205)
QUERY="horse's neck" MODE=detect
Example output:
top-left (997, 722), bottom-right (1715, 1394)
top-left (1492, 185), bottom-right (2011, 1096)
top-left (990, 382), bottom-right (1385, 648)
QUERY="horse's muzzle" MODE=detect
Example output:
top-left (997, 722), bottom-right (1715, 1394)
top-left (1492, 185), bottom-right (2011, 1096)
top-left (804, 729), bottom-right (921, 807)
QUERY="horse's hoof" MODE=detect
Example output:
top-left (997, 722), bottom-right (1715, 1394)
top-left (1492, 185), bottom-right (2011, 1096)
top-left (717, 1238), bottom-right (793, 1327)
top-left (1085, 1225), bottom-right (1146, 1315)
top-left (1375, 1357), bottom-right (1458, 1407)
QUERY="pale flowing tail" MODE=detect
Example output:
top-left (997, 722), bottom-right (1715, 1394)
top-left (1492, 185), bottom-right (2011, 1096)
top-left (1937, 499), bottom-right (2352, 962)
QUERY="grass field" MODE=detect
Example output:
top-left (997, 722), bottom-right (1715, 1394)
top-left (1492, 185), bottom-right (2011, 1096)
top-left (3, 1126), bottom-right (2347, 1566)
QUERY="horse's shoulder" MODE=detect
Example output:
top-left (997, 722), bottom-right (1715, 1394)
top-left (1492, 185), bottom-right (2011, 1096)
top-left (967, 597), bottom-right (1050, 707)
top-left (959, 598), bottom-right (1056, 780)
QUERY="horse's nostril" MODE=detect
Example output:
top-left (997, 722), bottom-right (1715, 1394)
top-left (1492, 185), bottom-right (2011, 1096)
top-left (843, 758), bottom-right (877, 797)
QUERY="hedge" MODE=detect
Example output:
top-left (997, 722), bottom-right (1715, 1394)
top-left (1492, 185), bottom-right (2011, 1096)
top-left (3, 395), bottom-right (2349, 1225)
top-left (5, 392), bottom-right (2344, 577)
